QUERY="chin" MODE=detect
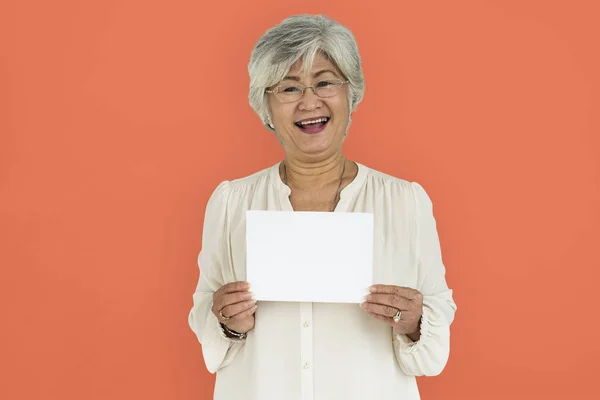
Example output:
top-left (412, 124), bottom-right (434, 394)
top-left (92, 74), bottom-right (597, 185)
top-left (295, 136), bottom-right (340, 156)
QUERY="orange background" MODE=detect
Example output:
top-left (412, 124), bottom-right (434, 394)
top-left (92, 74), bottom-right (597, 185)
top-left (1, 1), bottom-right (599, 399)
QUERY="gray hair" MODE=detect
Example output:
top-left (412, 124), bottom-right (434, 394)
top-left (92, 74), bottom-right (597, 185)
top-left (248, 14), bottom-right (365, 129)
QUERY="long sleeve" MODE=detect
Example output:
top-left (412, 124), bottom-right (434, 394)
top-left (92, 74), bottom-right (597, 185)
top-left (188, 181), bottom-right (245, 373)
top-left (393, 182), bottom-right (458, 376)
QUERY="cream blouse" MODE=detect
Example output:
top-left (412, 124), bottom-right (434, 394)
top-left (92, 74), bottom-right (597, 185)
top-left (188, 161), bottom-right (457, 400)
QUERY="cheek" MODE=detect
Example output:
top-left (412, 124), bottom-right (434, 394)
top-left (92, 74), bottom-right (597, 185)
top-left (267, 99), bottom-right (284, 121)
top-left (330, 96), bottom-right (350, 116)
top-left (332, 106), bottom-right (349, 125)
top-left (271, 106), bottom-right (296, 125)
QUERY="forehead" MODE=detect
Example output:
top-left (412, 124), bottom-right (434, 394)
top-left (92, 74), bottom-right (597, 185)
top-left (286, 53), bottom-right (342, 78)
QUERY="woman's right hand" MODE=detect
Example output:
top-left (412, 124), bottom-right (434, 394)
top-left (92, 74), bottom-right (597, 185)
top-left (212, 281), bottom-right (257, 334)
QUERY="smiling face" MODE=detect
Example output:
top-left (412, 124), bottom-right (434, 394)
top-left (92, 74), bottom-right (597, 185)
top-left (266, 53), bottom-right (350, 162)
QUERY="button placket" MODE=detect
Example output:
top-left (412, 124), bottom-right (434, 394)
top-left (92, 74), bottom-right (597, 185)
top-left (300, 302), bottom-right (314, 400)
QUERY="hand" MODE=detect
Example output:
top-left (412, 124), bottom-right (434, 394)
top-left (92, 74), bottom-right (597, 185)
top-left (361, 285), bottom-right (423, 340)
top-left (212, 281), bottom-right (257, 334)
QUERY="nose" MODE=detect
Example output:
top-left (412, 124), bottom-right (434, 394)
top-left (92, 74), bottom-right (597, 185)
top-left (299, 87), bottom-right (321, 110)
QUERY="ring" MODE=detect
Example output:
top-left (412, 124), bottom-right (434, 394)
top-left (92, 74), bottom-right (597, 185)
top-left (393, 310), bottom-right (402, 323)
top-left (219, 309), bottom-right (230, 321)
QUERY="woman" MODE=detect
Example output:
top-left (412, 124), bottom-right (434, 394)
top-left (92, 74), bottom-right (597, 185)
top-left (188, 14), bottom-right (457, 400)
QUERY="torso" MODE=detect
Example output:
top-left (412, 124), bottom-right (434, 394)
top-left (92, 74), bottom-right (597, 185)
top-left (212, 161), bottom-right (426, 399)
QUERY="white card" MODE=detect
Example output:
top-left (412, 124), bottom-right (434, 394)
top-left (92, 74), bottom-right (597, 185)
top-left (245, 210), bottom-right (374, 303)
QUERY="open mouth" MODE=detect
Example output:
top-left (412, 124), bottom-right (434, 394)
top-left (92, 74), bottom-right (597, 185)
top-left (294, 117), bottom-right (330, 134)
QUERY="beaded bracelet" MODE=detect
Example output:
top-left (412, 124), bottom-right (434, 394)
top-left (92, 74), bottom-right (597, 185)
top-left (219, 322), bottom-right (248, 340)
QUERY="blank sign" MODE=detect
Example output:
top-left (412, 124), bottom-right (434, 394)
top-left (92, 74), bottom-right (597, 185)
top-left (245, 210), bottom-right (374, 303)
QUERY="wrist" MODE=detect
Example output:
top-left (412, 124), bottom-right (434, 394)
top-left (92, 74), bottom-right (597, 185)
top-left (406, 328), bottom-right (421, 342)
top-left (395, 317), bottom-right (422, 342)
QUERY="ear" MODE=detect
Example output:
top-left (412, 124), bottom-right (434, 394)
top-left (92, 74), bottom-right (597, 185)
top-left (264, 120), bottom-right (275, 131)
top-left (264, 113), bottom-right (274, 129)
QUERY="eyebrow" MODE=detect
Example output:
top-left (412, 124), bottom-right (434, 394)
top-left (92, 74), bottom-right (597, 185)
top-left (282, 69), bottom-right (340, 81)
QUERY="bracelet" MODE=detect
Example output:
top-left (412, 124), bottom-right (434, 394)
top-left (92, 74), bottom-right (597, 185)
top-left (219, 322), bottom-right (248, 340)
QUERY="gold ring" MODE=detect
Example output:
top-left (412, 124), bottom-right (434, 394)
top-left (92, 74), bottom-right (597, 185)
top-left (219, 310), bottom-right (230, 321)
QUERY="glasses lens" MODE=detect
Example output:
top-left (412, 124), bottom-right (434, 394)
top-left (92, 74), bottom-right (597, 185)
top-left (276, 84), bottom-right (302, 103)
top-left (314, 80), bottom-right (343, 98)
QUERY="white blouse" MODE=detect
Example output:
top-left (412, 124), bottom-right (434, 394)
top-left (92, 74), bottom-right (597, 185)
top-left (188, 161), bottom-right (457, 400)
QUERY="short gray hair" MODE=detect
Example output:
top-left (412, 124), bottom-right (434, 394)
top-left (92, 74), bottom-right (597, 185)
top-left (248, 14), bottom-right (365, 128)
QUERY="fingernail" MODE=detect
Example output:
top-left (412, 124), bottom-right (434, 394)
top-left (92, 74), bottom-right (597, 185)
top-left (360, 302), bottom-right (367, 309)
top-left (370, 286), bottom-right (377, 293)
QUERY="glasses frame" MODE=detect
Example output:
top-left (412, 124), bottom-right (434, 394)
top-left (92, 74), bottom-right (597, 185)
top-left (265, 79), bottom-right (350, 103)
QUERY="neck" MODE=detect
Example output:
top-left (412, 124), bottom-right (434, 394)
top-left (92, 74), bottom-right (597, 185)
top-left (282, 152), bottom-right (347, 190)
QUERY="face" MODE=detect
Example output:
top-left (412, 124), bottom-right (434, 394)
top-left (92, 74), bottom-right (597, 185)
top-left (266, 53), bottom-right (350, 161)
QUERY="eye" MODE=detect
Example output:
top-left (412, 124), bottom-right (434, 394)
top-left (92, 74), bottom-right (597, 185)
top-left (279, 85), bottom-right (301, 93)
top-left (315, 80), bottom-right (335, 88)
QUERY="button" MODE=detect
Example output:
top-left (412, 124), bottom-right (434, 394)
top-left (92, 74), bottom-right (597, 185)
top-left (303, 362), bottom-right (310, 369)
top-left (303, 321), bottom-right (309, 328)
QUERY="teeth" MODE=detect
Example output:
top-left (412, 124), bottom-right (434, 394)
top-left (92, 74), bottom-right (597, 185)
top-left (298, 117), bottom-right (328, 126)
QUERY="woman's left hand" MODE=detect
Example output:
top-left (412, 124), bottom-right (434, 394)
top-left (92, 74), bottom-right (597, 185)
top-left (361, 285), bottom-right (423, 340)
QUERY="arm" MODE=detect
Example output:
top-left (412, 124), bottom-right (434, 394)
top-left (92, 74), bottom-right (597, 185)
top-left (393, 182), bottom-right (457, 376)
top-left (188, 181), bottom-right (245, 373)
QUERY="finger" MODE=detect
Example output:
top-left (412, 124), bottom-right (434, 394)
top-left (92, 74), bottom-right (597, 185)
top-left (228, 304), bottom-right (258, 321)
top-left (214, 291), bottom-right (253, 310)
top-left (214, 282), bottom-right (251, 307)
top-left (221, 299), bottom-right (258, 319)
top-left (361, 301), bottom-right (398, 319)
top-left (369, 285), bottom-right (420, 300)
top-left (365, 294), bottom-right (411, 310)
top-left (217, 281), bottom-right (251, 295)
top-left (365, 311), bottom-right (394, 326)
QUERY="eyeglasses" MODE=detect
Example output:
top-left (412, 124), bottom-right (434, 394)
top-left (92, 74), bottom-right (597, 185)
top-left (266, 79), bottom-right (349, 103)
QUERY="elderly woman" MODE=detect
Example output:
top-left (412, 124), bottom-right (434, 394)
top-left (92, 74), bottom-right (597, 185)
top-left (188, 14), bottom-right (457, 400)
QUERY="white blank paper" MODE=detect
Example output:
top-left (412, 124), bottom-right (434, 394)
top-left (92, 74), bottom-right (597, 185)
top-left (246, 210), bottom-right (374, 303)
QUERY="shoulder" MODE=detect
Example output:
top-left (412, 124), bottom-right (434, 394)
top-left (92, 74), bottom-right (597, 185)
top-left (206, 163), bottom-right (277, 204)
top-left (359, 163), bottom-right (434, 214)
top-left (227, 164), bottom-right (275, 191)
top-left (365, 165), bottom-right (412, 188)
top-left (362, 163), bottom-right (427, 195)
